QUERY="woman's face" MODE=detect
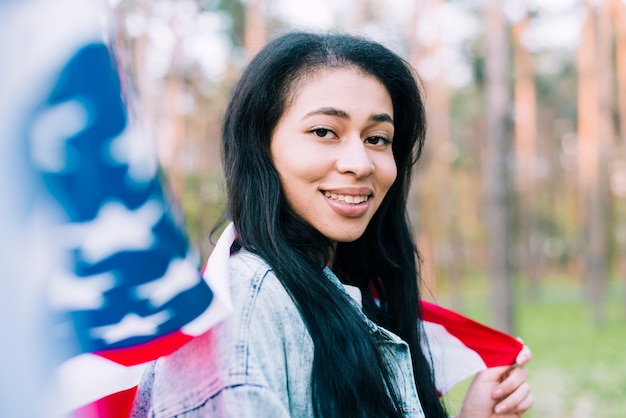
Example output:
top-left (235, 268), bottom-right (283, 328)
top-left (270, 67), bottom-right (397, 243)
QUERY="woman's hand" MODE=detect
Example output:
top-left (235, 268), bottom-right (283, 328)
top-left (456, 343), bottom-right (534, 418)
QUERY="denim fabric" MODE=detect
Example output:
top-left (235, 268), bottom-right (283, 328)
top-left (131, 250), bottom-right (425, 417)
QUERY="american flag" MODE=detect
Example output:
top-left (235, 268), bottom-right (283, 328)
top-left (0, 1), bottom-right (230, 416)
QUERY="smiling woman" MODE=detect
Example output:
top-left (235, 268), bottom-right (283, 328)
top-left (271, 67), bottom-right (397, 243)
top-left (130, 31), bottom-right (534, 418)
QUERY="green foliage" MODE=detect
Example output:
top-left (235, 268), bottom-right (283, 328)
top-left (214, 0), bottom-right (245, 47)
top-left (181, 171), bottom-right (227, 261)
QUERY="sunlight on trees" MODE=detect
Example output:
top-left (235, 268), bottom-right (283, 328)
top-left (104, 2), bottom-right (626, 415)
top-left (109, 0), bottom-right (626, 327)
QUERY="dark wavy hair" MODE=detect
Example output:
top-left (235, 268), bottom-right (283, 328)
top-left (220, 31), bottom-right (446, 418)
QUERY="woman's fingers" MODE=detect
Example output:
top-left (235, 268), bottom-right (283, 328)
top-left (515, 343), bottom-right (532, 367)
top-left (493, 364), bottom-right (528, 397)
top-left (459, 343), bottom-right (535, 417)
top-left (491, 364), bottom-right (535, 415)
top-left (493, 380), bottom-right (533, 414)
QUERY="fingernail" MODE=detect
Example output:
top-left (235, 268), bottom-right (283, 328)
top-left (493, 388), bottom-right (503, 398)
top-left (495, 403), bottom-right (507, 414)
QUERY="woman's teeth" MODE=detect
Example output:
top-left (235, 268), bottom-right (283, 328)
top-left (324, 191), bottom-right (369, 204)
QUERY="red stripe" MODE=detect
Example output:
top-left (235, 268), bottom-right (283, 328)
top-left (95, 330), bottom-right (193, 366)
top-left (73, 386), bottom-right (137, 418)
top-left (420, 300), bottom-right (522, 367)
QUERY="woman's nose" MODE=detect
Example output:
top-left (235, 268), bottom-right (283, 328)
top-left (335, 136), bottom-right (374, 178)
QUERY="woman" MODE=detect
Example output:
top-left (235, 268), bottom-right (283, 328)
top-left (131, 31), bottom-right (533, 418)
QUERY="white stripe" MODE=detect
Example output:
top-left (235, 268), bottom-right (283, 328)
top-left (182, 222), bottom-right (235, 335)
top-left (55, 353), bottom-right (145, 413)
top-left (421, 321), bottom-right (487, 394)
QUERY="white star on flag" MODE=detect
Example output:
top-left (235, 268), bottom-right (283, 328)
top-left (30, 99), bottom-right (89, 173)
top-left (62, 199), bottom-right (161, 264)
top-left (90, 311), bottom-right (171, 345)
top-left (48, 270), bottom-right (117, 311)
top-left (134, 252), bottom-right (202, 308)
top-left (107, 124), bottom-right (158, 183)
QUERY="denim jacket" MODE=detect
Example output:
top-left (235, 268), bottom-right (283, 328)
top-left (130, 249), bottom-right (425, 417)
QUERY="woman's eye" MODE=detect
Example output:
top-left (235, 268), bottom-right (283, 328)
top-left (365, 136), bottom-right (392, 146)
top-left (311, 128), bottom-right (336, 139)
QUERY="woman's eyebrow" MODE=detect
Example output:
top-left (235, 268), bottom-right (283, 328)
top-left (301, 107), bottom-right (394, 125)
top-left (302, 107), bottom-right (349, 120)
top-left (370, 113), bottom-right (394, 125)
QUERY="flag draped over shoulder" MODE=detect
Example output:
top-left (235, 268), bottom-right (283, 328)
top-left (0, 1), bottom-right (230, 416)
top-left (209, 227), bottom-right (523, 397)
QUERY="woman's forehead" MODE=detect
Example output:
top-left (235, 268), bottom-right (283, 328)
top-left (285, 65), bottom-right (387, 105)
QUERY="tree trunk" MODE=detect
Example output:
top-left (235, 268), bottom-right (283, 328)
top-left (512, 9), bottom-right (539, 298)
top-left (484, 0), bottom-right (515, 333)
top-left (350, 0), bottom-right (369, 29)
top-left (597, 0), bottom-right (616, 324)
top-left (244, 0), bottom-right (266, 59)
top-left (406, 0), bottom-right (441, 299)
top-left (613, 0), bottom-right (626, 151)
top-left (163, 74), bottom-right (186, 203)
top-left (611, 0), bottom-right (626, 316)
top-left (577, 0), bottom-right (609, 326)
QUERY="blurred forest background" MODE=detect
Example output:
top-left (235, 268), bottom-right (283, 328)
top-left (109, 0), bottom-right (626, 416)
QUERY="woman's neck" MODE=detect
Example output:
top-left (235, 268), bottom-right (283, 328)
top-left (326, 241), bottom-right (338, 268)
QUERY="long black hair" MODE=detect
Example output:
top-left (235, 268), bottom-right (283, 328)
top-left (221, 31), bottom-right (446, 418)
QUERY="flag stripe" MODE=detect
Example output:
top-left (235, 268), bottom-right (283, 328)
top-left (422, 320), bottom-right (489, 395)
top-left (56, 353), bottom-right (145, 413)
top-left (95, 330), bottom-right (194, 367)
top-left (421, 300), bottom-right (522, 368)
top-left (74, 387), bottom-right (137, 418)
